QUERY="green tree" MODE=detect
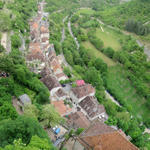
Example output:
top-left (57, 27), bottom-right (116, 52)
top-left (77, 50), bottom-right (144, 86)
top-left (63, 67), bottom-right (72, 78)
top-left (103, 47), bottom-right (115, 58)
top-left (24, 104), bottom-right (39, 120)
top-left (11, 34), bottom-right (21, 48)
top-left (0, 102), bottom-right (18, 121)
top-left (0, 44), bottom-right (5, 53)
top-left (41, 104), bottom-right (64, 127)
top-left (84, 67), bottom-right (103, 90)
top-left (0, 116), bottom-right (49, 147)
top-left (0, 135), bottom-right (56, 150)
top-left (0, 12), bottom-right (11, 31)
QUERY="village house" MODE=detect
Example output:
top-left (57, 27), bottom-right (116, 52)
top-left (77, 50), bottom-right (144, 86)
top-left (43, 43), bottom-right (50, 54)
top-left (40, 67), bottom-right (51, 78)
top-left (51, 100), bottom-right (72, 117)
top-left (30, 22), bottom-right (39, 42)
top-left (67, 111), bottom-right (90, 129)
top-left (70, 83), bottom-right (95, 104)
top-left (79, 96), bottom-right (108, 121)
top-left (40, 74), bottom-right (61, 96)
top-left (78, 119), bottom-right (139, 150)
top-left (53, 88), bottom-right (68, 101)
top-left (55, 72), bottom-right (68, 81)
top-left (27, 43), bottom-right (44, 61)
top-left (47, 45), bottom-right (68, 81)
top-left (27, 42), bottom-right (45, 73)
top-left (51, 58), bottom-right (63, 75)
top-left (40, 25), bottom-right (49, 39)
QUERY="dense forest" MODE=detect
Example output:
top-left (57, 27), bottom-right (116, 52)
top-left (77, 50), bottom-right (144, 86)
top-left (0, 0), bottom-right (57, 149)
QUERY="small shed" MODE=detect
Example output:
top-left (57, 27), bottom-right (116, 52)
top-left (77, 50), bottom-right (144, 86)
top-left (19, 94), bottom-right (31, 106)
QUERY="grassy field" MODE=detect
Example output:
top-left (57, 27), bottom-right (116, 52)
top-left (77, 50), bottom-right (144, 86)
top-left (95, 27), bottom-right (122, 51)
top-left (76, 8), bottom-right (95, 15)
top-left (106, 65), bottom-right (150, 121)
top-left (82, 41), bottom-right (116, 66)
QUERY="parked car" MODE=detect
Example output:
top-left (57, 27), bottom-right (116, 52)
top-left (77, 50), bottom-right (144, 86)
top-left (52, 126), bottom-right (61, 135)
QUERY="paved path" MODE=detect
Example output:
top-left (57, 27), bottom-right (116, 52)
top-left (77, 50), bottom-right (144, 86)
top-left (19, 33), bottom-right (26, 52)
top-left (68, 20), bottom-right (80, 49)
top-left (1, 33), bottom-right (7, 50)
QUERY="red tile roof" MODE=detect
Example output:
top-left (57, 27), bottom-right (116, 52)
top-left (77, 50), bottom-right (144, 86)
top-left (78, 120), bottom-right (139, 150)
top-left (27, 43), bottom-right (44, 62)
top-left (51, 100), bottom-right (72, 116)
top-left (40, 25), bottom-right (49, 33)
top-left (32, 22), bottom-right (38, 29)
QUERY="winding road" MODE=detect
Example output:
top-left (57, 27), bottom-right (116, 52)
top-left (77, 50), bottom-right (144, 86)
top-left (68, 20), bottom-right (80, 49)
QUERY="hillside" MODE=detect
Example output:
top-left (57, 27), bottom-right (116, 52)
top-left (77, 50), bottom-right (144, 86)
top-left (0, 0), bottom-right (150, 149)
top-left (96, 0), bottom-right (150, 41)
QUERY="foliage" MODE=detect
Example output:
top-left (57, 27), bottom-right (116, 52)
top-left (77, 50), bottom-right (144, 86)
top-left (0, 12), bottom-right (11, 31)
top-left (125, 19), bottom-right (150, 35)
top-left (98, 0), bottom-right (150, 36)
top-left (41, 104), bottom-right (64, 127)
top-left (0, 52), bottom-right (50, 104)
top-left (0, 135), bottom-right (57, 150)
top-left (87, 29), bottom-right (104, 50)
top-left (0, 1), bottom-right (4, 9)
top-left (8, 0), bottom-right (38, 33)
top-left (84, 67), bottom-right (104, 90)
top-left (0, 116), bottom-right (49, 147)
top-left (75, 128), bottom-right (84, 135)
top-left (103, 47), bottom-right (115, 58)
top-left (0, 77), bottom-right (18, 121)
top-left (11, 34), bottom-right (21, 48)
top-left (63, 67), bottom-right (72, 78)
top-left (0, 44), bottom-right (5, 53)
top-left (24, 104), bottom-right (39, 120)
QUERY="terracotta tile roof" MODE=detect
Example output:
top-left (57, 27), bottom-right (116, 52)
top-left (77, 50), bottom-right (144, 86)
top-left (79, 96), bottom-right (105, 118)
top-left (53, 64), bottom-right (62, 73)
top-left (27, 43), bottom-right (44, 62)
top-left (40, 25), bottom-right (49, 33)
top-left (78, 120), bottom-right (139, 150)
top-left (67, 111), bottom-right (90, 129)
top-left (72, 84), bottom-right (95, 99)
top-left (40, 75), bottom-right (61, 91)
top-left (29, 42), bottom-right (41, 50)
top-left (32, 22), bottom-right (38, 29)
top-left (51, 100), bottom-right (72, 116)
top-left (50, 59), bottom-right (62, 73)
